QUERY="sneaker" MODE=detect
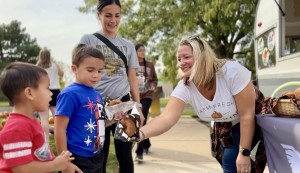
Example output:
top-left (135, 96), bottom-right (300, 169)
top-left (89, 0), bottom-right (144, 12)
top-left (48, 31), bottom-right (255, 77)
top-left (135, 155), bottom-right (143, 163)
top-left (143, 148), bottom-right (149, 154)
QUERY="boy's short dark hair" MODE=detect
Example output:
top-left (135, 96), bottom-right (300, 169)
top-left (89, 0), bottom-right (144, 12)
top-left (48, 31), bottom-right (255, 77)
top-left (0, 62), bottom-right (48, 103)
top-left (72, 44), bottom-right (105, 66)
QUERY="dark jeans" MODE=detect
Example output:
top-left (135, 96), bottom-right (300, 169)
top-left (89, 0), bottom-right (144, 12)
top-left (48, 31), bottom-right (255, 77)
top-left (103, 93), bottom-right (134, 173)
top-left (71, 153), bottom-right (104, 173)
top-left (135, 98), bottom-right (152, 155)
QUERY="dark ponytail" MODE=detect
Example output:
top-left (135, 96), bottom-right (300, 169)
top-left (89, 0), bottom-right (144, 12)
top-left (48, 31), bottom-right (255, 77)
top-left (97, 0), bottom-right (121, 12)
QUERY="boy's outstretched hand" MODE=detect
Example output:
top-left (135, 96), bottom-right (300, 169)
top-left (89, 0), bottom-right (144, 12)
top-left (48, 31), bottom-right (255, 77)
top-left (55, 150), bottom-right (83, 173)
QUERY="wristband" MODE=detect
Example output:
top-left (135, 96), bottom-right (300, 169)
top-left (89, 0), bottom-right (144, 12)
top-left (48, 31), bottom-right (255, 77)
top-left (137, 130), bottom-right (145, 143)
top-left (137, 103), bottom-right (142, 108)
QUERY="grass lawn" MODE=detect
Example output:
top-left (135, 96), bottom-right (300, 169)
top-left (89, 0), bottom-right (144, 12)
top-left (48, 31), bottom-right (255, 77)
top-left (0, 101), bottom-right (9, 107)
top-left (160, 98), bottom-right (168, 107)
top-left (182, 109), bottom-right (196, 115)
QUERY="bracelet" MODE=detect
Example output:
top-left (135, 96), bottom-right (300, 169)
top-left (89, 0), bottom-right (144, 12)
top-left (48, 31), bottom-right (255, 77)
top-left (138, 130), bottom-right (145, 143)
top-left (137, 103), bottom-right (142, 108)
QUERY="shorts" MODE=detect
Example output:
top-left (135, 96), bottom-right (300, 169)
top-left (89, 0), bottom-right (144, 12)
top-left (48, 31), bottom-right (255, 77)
top-left (58, 152), bottom-right (104, 173)
top-left (49, 89), bottom-right (60, 106)
top-left (72, 152), bottom-right (104, 173)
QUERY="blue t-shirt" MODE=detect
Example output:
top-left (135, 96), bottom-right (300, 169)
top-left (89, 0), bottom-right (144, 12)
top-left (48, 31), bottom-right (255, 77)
top-left (56, 83), bottom-right (105, 157)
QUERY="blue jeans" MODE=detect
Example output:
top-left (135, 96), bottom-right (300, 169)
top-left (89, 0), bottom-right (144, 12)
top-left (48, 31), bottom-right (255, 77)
top-left (220, 123), bottom-right (240, 173)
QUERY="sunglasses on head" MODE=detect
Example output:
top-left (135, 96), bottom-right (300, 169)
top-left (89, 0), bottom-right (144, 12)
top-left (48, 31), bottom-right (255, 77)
top-left (188, 35), bottom-right (204, 50)
top-left (188, 35), bottom-right (200, 40)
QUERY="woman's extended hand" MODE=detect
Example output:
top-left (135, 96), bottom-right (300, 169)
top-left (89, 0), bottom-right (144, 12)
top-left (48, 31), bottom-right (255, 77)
top-left (236, 153), bottom-right (251, 173)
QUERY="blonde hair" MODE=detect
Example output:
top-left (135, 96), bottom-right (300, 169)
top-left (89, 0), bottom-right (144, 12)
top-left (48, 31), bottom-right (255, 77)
top-left (36, 48), bottom-right (51, 68)
top-left (177, 36), bottom-right (227, 88)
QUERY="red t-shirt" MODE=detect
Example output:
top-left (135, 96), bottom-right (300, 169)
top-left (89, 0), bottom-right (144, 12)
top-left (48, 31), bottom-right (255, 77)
top-left (0, 113), bottom-right (55, 173)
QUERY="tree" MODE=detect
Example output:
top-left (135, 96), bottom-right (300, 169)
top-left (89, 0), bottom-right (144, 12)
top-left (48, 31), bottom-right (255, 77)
top-left (0, 20), bottom-right (40, 69)
top-left (79, 0), bottom-right (258, 83)
top-left (234, 32), bottom-right (256, 76)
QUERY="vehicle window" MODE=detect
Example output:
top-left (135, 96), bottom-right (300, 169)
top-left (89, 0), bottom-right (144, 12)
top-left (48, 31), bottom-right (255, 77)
top-left (282, 0), bottom-right (300, 56)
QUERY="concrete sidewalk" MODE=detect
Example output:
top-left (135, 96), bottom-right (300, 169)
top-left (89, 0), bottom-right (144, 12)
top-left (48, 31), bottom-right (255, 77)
top-left (132, 116), bottom-right (223, 173)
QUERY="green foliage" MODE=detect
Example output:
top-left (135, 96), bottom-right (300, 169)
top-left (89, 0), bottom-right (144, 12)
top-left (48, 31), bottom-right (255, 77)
top-left (0, 20), bottom-right (40, 67)
top-left (234, 32), bottom-right (256, 78)
top-left (79, 0), bottom-right (259, 83)
top-left (78, 0), bottom-right (98, 13)
top-left (0, 93), bottom-right (8, 103)
top-left (0, 20), bottom-right (41, 102)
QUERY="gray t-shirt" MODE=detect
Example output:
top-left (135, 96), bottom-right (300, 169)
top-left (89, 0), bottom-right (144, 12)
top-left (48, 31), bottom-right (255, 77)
top-left (80, 33), bottom-right (139, 99)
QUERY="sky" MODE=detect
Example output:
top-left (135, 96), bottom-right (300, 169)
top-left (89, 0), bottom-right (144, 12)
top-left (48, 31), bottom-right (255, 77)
top-left (0, 0), bottom-right (100, 65)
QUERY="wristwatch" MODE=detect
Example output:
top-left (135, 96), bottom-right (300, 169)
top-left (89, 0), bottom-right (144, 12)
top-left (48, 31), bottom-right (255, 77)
top-left (240, 148), bottom-right (251, 156)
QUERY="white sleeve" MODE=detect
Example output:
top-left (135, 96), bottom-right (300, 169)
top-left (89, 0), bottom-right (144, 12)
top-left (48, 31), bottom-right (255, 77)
top-left (224, 61), bottom-right (251, 95)
top-left (170, 80), bottom-right (190, 104)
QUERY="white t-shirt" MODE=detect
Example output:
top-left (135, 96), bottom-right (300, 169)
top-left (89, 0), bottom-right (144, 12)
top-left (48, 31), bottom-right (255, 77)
top-left (45, 62), bottom-right (60, 90)
top-left (171, 61), bottom-right (251, 123)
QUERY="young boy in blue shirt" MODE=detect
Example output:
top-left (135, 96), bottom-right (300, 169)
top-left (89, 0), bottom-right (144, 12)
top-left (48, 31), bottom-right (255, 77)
top-left (55, 44), bottom-right (122, 173)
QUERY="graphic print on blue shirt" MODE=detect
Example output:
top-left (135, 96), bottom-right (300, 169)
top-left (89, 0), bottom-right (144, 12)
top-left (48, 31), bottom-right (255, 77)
top-left (82, 97), bottom-right (105, 154)
top-left (56, 83), bottom-right (105, 157)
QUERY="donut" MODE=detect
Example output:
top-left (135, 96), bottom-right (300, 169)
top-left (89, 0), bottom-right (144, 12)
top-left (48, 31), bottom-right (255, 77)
top-left (49, 117), bottom-right (54, 124)
top-left (294, 88), bottom-right (300, 99)
top-left (282, 91), bottom-right (295, 98)
top-left (120, 116), bottom-right (136, 137)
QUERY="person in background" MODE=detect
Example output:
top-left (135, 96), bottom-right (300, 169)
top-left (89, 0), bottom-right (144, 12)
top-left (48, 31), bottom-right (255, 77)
top-left (36, 48), bottom-right (64, 141)
top-left (137, 35), bottom-right (264, 173)
top-left (0, 62), bottom-right (73, 173)
top-left (134, 44), bottom-right (158, 163)
top-left (55, 44), bottom-right (124, 173)
top-left (79, 0), bottom-right (144, 172)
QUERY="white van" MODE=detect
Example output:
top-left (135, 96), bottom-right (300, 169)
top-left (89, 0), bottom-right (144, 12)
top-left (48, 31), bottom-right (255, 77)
top-left (254, 0), bottom-right (300, 97)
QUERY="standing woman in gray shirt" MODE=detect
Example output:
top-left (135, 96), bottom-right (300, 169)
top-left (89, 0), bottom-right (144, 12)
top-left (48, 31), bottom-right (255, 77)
top-left (79, 0), bottom-right (144, 172)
